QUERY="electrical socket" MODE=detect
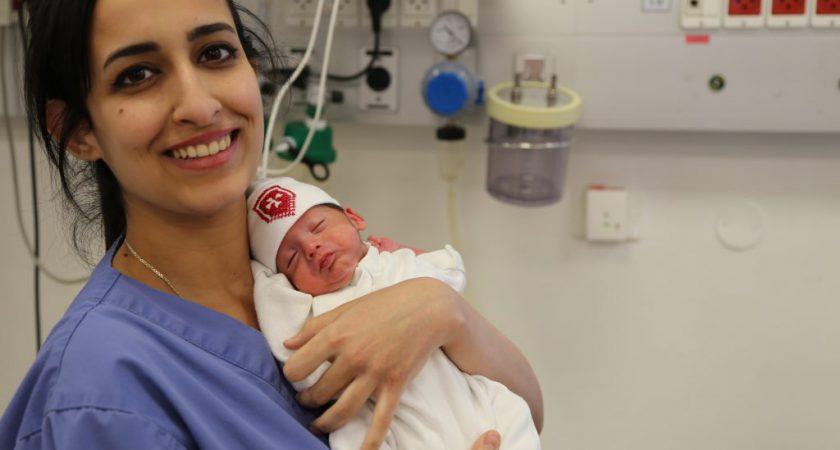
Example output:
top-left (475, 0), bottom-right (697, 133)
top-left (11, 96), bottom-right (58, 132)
top-left (439, 0), bottom-right (478, 26)
top-left (285, 0), bottom-right (323, 27)
top-left (336, 0), bottom-right (360, 28)
top-left (812, 0), bottom-right (840, 27)
top-left (585, 187), bottom-right (629, 243)
top-left (400, 0), bottom-right (437, 28)
top-left (680, 0), bottom-right (722, 29)
top-left (816, 0), bottom-right (840, 14)
top-left (767, 0), bottom-right (809, 27)
top-left (359, 47), bottom-right (398, 112)
top-left (724, 0), bottom-right (765, 28)
top-left (0, 0), bottom-right (11, 26)
top-left (642, 0), bottom-right (673, 12)
top-left (728, 0), bottom-right (762, 15)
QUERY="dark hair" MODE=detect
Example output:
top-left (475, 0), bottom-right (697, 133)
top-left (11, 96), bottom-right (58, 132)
top-left (23, 0), bottom-right (277, 263)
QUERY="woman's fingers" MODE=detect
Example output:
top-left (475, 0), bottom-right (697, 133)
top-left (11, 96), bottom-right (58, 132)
top-left (309, 373), bottom-right (377, 434)
top-left (283, 313), bottom-right (330, 350)
top-left (471, 431), bottom-right (502, 450)
top-left (284, 304), bottom-right (356, 381)
top-left (360, 387), bottom-right (401, 450)
top-left (296, 356), bottom-right (355, 408)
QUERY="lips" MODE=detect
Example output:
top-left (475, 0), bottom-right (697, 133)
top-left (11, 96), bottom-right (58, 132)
top-left (166, 129), bottom-right (238, 159)
top-left (319, 251), bottom-right (335, 271)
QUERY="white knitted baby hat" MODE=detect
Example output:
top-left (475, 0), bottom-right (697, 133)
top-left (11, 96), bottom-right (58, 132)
top-left (247, 177), bottom-right (340, 272)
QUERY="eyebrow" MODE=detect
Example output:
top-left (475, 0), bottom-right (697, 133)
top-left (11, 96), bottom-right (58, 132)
top-left (103, 23), bottom-right (236, 70)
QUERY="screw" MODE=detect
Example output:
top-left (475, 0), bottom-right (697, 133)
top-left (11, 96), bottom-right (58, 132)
top-left (709, 74), bottom-right (726, 92)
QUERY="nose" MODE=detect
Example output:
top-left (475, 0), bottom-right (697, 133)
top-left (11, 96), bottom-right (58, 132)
top-left (170, 66), bottom-right (221, 127)
top-left (303, 239), bottom-right (321, 260)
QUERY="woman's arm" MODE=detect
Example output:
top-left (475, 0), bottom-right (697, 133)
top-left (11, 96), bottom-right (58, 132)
top-left (443, 291), bottom-right (544, 432)
top-left (282, 277), bottom-right (543, 449)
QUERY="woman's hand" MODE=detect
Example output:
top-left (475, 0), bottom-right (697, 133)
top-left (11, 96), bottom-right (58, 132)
top-left (282, 277), bottom-right (464, 450)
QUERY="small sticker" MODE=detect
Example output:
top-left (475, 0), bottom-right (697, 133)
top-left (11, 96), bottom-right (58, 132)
top-left (253, 185), bottom-right (296, 224)
top-left (685, 34), bottom-right (711, 44)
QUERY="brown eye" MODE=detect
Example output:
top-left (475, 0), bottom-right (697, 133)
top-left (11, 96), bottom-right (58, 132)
top-left (114, 66), bottom-right (156, 88)
top-left (199, 44), bottom-right (238, 63)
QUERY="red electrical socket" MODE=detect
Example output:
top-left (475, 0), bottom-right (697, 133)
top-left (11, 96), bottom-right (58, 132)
top-left (729, 0), bottom-right (762, 15)
top-left (816, 0), bottom-right (840, 14)
top-left (772, 0), bottom-right (806, 14)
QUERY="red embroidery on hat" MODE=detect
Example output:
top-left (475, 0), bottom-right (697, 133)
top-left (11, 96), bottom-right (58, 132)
top-left (253, 185), bottom-right (296, 223)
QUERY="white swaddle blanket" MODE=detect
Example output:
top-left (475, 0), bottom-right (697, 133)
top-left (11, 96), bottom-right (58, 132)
top-left (252, 245), bottom-right (541, 450)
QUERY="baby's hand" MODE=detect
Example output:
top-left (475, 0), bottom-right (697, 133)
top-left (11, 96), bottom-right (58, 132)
top-left (366, 236), bottom-right (405, 253)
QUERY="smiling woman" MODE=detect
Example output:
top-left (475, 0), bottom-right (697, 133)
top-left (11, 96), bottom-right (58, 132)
top-left (0, 0), bottom-right (540, 448)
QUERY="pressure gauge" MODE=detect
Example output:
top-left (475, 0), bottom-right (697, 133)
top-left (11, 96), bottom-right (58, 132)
top-left (429, 10), bottom-right (473, 57)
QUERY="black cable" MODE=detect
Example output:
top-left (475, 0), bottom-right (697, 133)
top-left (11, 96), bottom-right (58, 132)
top-left (326, 32), bottom-right (380, 82)
top-left (326, 0), bottom-right (389, 82)
top-left (17, 0), bottom-right (41, 350)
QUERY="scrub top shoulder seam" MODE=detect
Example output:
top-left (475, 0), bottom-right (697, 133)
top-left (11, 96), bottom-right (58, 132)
top-left (15, 405), bottom-right (188, 450)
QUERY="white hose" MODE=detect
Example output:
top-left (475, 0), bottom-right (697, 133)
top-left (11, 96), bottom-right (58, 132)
top-left (260, 0), bottom-right (341, 179)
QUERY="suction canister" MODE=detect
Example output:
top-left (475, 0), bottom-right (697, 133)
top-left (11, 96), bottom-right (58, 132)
top-left (486, 75), bottom-right (581, 206)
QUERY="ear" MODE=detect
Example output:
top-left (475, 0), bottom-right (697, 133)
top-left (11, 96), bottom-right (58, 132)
top-left (46, 100), bottom-right (102, 161)
top-left (343, 207), bottom-right (367, 232)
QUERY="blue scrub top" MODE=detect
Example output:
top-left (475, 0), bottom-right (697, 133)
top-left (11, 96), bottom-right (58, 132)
top-left (0, 240), bottom-right (330, 449)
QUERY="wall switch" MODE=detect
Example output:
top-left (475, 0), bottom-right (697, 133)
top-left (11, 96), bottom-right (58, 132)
top-left (586, 187), bottom-right (629, 243)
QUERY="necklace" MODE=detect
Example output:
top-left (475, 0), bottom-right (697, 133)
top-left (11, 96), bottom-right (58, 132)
top-left (124, 240), bottom-right (183, 297)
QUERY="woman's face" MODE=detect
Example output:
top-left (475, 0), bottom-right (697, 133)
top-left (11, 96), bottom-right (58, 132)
top-left (81, 0), bottom-right (263, 220)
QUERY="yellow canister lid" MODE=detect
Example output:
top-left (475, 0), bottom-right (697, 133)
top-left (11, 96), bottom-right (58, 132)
top-left (487, 80), bottom-right (582, 129)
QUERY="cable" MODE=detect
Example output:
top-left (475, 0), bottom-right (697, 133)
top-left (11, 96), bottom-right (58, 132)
top-left (14, 2), bottom-right (42, 350)
top-left (259, 0), bottom-right (326, 179)
top-left (326, 32), bottom-right (379, 82)
top-left (1, 26), bottom-right (88, 285)
top-left (261, 0), bottom-right (341, 178)
top-left (325, 0), bottom-right (389, 82)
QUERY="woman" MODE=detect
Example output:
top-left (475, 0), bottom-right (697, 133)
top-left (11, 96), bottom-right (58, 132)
top-left (0, 0), bottom-right (543, 448)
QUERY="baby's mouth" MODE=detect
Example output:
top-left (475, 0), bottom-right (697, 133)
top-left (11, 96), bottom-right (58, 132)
top-left (319, 252), bottom-right (335, 271)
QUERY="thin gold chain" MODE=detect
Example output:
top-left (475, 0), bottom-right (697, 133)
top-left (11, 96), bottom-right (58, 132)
top-left (124, 240), bottom-right (183, 297)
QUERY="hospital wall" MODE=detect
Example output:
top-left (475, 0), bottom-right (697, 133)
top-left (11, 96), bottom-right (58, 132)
top-left (3, 2), bottom-right (840, 450)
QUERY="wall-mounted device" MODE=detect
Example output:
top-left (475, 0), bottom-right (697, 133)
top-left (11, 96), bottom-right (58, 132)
top-left (360, 47), bottom-right (398, 112)
top-left (680, 0), bottom-right (723, 28)
top-left (485, 75), bottom-right (581, 207)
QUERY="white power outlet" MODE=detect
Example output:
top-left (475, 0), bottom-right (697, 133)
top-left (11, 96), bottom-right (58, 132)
top-left (359, 47), bottom-right (398, 112)
top-left (336, 0), bottom-right (360, 28)
top-left (285, 0), bottom-right (324, 27)
top-left (0, 0), bottom-right (11, 26)
top-left (585, 187), bottom-right (629, 242)
top-left (400, 0), bottom-right (437, 28)
top-left (642, 0), bottom-right (673, 12)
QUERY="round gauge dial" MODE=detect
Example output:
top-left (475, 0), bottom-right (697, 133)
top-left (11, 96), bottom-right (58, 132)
top-left (429, 11), bottom-right (473, 57)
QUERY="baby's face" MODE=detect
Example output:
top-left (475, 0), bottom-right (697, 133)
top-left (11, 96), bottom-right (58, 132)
top-left (275, 205), bottom-right (368, 296)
